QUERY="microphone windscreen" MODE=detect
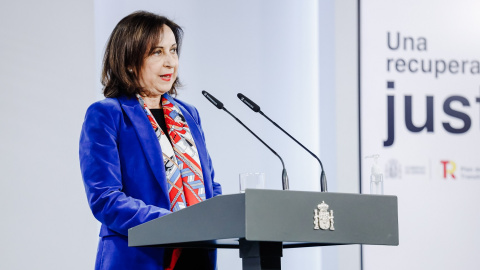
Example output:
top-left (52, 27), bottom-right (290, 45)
top-left (237, 93), bottom-right (261, 112)
top-left (202, 90), bottom-right (224, 109)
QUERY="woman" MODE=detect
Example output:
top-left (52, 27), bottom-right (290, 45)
top-left (79, 11), bottom-right (222, 270)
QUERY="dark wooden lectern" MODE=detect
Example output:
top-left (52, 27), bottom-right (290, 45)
top-left (129, 189), bottom-right (398, 269)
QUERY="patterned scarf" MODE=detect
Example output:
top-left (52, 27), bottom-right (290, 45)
top-left (137, 94), bottom-right (206, 209)
top-left (137, 94), bottom-right (206, 268)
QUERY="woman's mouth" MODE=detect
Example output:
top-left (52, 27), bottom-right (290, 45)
top-left (160, 73), bottom-right (173, 81)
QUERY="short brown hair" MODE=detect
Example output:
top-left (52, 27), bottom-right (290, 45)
top-left (102, 11), bottom-right (183, 98)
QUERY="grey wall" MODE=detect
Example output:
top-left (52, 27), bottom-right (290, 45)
top-left (0, 0), bottom-right (359, 269)
top-left (0, 0), bottom-right (98, 269)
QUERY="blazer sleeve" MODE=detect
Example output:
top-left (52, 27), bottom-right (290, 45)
top-left (79, 100), bottom-right (171, 236)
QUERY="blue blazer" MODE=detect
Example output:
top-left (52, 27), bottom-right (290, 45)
top-left (79, 94), bottom-right (222, 270)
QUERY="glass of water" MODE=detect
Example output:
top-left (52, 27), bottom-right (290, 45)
top-left (239, 172), bottom-right (265, 193)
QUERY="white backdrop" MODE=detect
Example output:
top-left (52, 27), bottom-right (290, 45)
top-left (360, 0), bottom-right (480, 269)
top-left (0, 0), bottom-right (361, 269)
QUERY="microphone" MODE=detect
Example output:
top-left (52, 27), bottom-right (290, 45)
top-left (202, 90), bottom-right (289, 190)
top-left (237, 93), bottom-right (328, 192)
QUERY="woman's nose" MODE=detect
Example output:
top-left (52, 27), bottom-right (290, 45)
top-left (164, 53), bottom-right (177, 68)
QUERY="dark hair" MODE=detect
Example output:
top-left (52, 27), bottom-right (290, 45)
top-left (102, 11), bottom-right (183, 98)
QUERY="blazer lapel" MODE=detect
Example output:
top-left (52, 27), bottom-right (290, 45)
top-left (117, 95), bottom-right (169, 198)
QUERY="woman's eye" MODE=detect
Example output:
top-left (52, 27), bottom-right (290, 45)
top-left (170, 48), bottom-right (177, 54)
top-left (153, 50), bottom-right (162, 55)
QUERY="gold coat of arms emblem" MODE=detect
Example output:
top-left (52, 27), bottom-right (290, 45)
top-left (313, 201), bottom-right (335, 230)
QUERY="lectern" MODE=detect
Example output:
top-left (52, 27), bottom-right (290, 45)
top-left (129, 189), bottom-right (398, 269)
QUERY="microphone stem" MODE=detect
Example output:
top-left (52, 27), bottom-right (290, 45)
top-left (260, 111), bottom-right (324, 170)
top-left (223, 108), bottom-right (289, 190)
top-left (259, 111), bottom-right (327, 192)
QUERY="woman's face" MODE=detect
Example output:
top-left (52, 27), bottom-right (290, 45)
top-left (138, 25), bottom-right (178, 97)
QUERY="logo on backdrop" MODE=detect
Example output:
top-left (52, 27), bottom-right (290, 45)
top-left (439, 161), bottom-right (480, 180)
top-left (384, 159), bottom-right (428, 180)
top-left (440, 160), bottom-right (456, 179)
top-left (385, 159), bottom-right (402, 179)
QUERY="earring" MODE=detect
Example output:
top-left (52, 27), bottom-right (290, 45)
top-left (128, 68), bottom-right (133, 73)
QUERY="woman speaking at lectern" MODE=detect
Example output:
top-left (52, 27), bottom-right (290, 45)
top-left (79, 11), bottom-right (222, 270)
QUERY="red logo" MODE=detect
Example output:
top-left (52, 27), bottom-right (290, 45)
top-left (440, 160), bottom-right (456, 179)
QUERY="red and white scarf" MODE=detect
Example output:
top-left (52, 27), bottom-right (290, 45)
top-left (137, 94), bottom-right (206, 210)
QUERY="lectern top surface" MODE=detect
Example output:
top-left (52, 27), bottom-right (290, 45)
top-left (128, 190), bottom-right (398, 247)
